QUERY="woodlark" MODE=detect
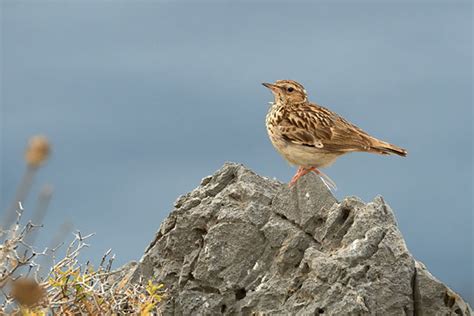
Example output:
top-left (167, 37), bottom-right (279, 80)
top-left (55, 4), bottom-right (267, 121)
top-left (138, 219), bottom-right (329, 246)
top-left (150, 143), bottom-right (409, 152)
top-left (263, 80), bottom-right (407, 189)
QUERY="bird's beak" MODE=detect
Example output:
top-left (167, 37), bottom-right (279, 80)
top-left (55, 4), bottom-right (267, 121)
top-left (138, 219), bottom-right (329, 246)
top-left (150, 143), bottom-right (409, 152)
top-left (262, 82), bottom-right (280, 92)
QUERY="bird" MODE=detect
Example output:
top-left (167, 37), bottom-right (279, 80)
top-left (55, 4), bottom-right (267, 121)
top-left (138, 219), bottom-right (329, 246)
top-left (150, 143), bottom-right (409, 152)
top-left (263, 80), bottom-right (407, 189)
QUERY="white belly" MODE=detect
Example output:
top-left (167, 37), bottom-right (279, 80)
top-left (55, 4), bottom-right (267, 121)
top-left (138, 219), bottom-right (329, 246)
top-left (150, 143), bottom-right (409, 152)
top-left (269, 132), bottom-right (341, 169)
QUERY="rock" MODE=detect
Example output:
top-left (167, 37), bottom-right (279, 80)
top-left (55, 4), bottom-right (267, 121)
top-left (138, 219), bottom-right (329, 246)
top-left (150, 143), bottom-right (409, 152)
top-left (130, 162), bottom-right (472, 315)
top-left (107, 261), bottom-right (138, 289)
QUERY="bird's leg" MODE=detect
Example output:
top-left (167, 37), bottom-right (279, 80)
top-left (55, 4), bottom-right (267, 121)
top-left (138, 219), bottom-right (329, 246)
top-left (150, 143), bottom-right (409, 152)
top-left (289, 167), bottom-right (338, 191)
top-left (289, 167), bottom-right (313, 187)
top-left (311, 168), bottom-right (337, 191)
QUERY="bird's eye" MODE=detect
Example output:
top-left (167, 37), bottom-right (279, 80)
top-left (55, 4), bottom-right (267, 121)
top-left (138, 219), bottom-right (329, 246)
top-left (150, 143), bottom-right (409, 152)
top-left (287, 87), bottom-right (294, 92)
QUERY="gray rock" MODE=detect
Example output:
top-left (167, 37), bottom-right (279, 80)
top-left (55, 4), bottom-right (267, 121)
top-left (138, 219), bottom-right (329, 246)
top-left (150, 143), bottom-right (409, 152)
top-left (131, 162), bottom-right (472, 315)
top-left (106, 260), bottom-right (138, 287)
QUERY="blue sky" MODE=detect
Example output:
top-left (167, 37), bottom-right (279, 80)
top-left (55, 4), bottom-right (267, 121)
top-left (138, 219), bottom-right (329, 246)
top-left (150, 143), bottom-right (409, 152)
top-left (1, 0), bottom-right (472, 303)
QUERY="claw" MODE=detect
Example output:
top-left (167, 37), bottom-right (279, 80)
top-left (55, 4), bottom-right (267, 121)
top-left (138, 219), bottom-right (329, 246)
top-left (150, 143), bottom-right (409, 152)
top-left (289, 167), bottom-right (312, 187)
top-left (288, 167), bottom-right (337, 191)
top-left (311, 168), bottom-right (337, 191)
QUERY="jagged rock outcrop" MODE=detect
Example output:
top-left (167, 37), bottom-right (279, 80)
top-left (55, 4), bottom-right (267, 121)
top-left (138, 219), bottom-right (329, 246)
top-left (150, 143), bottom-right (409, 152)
top-left (130, 162), bottom-right (472, 315)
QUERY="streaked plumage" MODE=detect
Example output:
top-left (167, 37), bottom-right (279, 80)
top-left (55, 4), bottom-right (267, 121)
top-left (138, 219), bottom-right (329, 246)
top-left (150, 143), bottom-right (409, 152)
top-left (263, 80), bottom-right (407, 187)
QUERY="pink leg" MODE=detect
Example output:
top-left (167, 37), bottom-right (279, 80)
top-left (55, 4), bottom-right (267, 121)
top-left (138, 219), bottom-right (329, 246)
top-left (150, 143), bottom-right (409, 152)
top-left (289, 167), bottom-right (316, 187)
top-left (289, 167), bottom-right (338, 190)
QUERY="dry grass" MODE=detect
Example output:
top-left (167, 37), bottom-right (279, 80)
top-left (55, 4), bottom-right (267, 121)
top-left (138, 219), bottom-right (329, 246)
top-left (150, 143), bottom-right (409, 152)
top-left (0, 136), bottom-right (165, 314)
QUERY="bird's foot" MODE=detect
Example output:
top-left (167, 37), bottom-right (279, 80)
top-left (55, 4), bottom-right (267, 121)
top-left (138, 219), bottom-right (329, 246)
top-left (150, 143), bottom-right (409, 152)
top-left (311, 168), bottom-right (337, 191)
top-left (288, 167), bottom-right (337, 191)
top-left (289, 167), bottom-right (313, 187)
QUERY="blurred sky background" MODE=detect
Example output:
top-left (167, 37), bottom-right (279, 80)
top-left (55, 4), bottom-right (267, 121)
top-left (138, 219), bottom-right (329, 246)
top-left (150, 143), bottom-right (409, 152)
top-left (1, 0), bottom-right (472, 304)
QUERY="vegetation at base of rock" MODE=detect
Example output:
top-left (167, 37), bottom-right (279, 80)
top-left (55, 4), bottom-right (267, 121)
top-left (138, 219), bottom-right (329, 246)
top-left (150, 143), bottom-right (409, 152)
top-left (0, 213), bottom-right (165, 314)
top-left (0, 136), bottom-right (165, 314)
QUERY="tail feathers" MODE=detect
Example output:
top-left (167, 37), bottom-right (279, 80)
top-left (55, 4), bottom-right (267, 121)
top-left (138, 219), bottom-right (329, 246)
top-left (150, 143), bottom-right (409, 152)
top-left (370, 139), bottom-right (407, 157)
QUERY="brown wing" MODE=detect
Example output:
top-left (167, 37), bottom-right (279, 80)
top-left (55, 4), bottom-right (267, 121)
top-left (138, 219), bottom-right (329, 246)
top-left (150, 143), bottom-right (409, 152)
top-left (277, 103), bottom-right (374, 153)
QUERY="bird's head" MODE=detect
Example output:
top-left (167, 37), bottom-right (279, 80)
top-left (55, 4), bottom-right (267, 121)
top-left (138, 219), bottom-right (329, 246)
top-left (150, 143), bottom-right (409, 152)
top-left (262, 80), bottom-right (308, 104)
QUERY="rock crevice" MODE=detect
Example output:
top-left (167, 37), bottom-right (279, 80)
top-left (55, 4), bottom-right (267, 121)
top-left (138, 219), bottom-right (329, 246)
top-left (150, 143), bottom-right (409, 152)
top-left (130, 162), bottom-right (472, 315)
